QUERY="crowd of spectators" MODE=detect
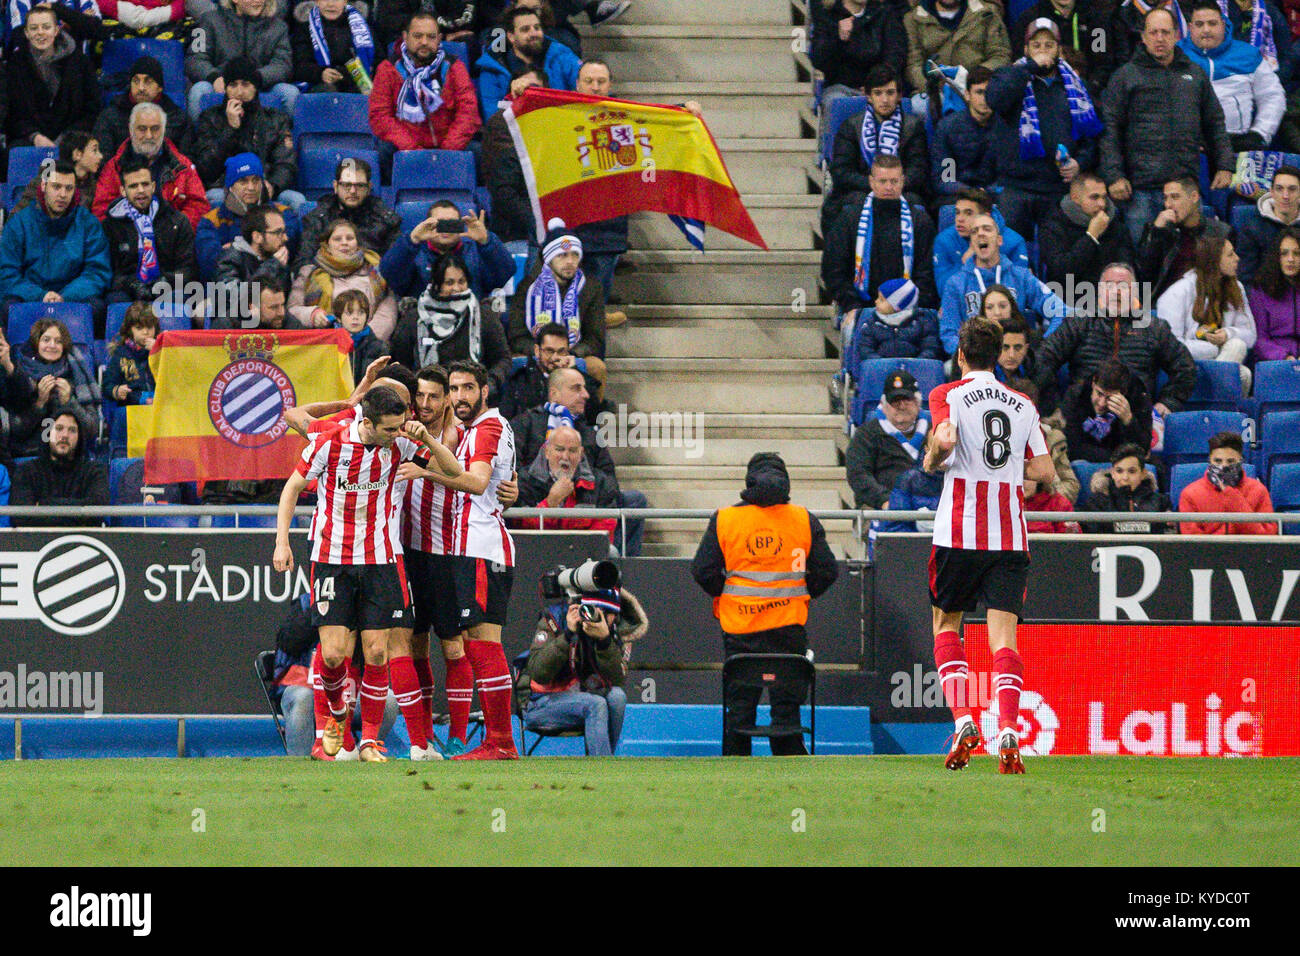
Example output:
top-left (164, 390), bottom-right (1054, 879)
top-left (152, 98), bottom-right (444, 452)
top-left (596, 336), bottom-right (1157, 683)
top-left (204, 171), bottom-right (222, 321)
top-left (819, 0), bottom-right (1300, 534)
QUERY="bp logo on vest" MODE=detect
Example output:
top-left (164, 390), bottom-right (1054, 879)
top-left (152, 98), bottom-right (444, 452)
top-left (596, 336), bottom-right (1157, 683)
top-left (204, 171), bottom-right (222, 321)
top-left (0, 535), bottom-right (126, 636)
top-left (208, 334), bottom-right (296, 449)
top-left (745, 528), bottom-right (784, 557)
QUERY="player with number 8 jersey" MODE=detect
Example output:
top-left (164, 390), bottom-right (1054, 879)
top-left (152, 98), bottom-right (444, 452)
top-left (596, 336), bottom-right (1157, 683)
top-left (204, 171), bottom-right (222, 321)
top-left (923, 317), bottom-right (1057, 775)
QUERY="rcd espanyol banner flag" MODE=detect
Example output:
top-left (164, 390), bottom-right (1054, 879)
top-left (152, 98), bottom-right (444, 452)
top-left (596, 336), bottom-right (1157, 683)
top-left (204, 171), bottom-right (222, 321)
top-left (505, 87), bottom-right (768, 250)
top-left (127, 329), bottom-right (354, 483)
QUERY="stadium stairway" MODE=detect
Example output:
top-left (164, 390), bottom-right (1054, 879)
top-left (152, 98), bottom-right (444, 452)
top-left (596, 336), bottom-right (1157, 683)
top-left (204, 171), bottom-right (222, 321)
top-left (580, 1), bottom-right (856, 556)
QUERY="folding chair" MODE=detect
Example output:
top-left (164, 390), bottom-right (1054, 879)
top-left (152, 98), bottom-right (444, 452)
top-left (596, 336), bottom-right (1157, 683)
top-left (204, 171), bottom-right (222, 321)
top-left (510, 651), bottom-right (586, 756)
top-left (721, 652), bottom-right (816, 755)
top-left (253, 650), bottom-right (289, 753)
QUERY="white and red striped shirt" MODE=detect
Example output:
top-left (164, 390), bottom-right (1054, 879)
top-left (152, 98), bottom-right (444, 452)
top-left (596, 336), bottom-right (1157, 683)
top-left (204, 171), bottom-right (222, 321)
top-left (296, 419), bottom-right (429, 565)
top-left (929, 370), bottom-right (1048, 552)
top-left (449, 408), bottom-right (516, 566)
top-left (402, 422), bottom-right (464, 555)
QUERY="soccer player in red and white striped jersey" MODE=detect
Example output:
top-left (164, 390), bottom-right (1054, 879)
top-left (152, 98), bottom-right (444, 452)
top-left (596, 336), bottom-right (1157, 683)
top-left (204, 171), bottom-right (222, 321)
top-left (923, 317), bottom-right (1057, 774)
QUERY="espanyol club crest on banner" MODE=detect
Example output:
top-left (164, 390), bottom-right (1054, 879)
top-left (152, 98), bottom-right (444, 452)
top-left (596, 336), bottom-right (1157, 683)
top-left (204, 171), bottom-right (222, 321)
top-left (208, 334), bottom-right (297, 449)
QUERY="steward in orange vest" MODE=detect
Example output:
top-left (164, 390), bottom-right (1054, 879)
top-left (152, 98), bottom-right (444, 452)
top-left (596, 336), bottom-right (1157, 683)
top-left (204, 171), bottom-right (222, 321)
top-left (691, 452), bottom-right (838, 755)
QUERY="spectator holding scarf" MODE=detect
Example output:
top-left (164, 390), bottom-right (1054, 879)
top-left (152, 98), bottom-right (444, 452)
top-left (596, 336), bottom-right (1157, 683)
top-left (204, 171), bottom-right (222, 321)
top-left (509, 219), bottom-right (607, 361)
top-left (291, 0), bottom-right (377, 93)
top-left (369, 11), bottom-right (481, 178)
top-left (985, 17), bottom-right (1103, 243)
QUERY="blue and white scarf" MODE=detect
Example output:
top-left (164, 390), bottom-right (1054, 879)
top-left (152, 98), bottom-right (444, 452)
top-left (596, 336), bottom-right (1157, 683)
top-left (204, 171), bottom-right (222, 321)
top-left (1126, 0), bottom-right (1189, 37)
top-left (854, 195), bottom-right (913, 301)
top-left (876, 404), bottom-right (930, 460)
top-left (108, 196), bottom-right (160, 284)
top-left (1016, 57), bottom-right (1102, 161)
top-left (858, 108), bottom-right (903, 166)
top-left (525, 265), bottom-right (586, 345)
top-left (395, 42), bottom-right (446, 123)
top-left (1217, 0), bottom-right (1278, 67)
top-left (308, 4), bottom-right (374, 74)
top-left (543, 401), bottom-right (578, 434)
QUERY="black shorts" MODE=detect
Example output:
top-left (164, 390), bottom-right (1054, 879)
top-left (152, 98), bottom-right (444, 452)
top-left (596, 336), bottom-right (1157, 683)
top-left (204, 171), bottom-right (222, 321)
top-left (309, 561), bottom-right (411, 632)
top-left (405, 548), bottom-right (460, 640)
top-left (450, 556), bottom-right (514, 631)
top-left (928, 545), bottom-right (1030, 618)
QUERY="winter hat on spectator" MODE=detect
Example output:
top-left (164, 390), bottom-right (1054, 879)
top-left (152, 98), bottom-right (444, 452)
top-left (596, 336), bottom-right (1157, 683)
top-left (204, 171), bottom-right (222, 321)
top-left (740, 452), bottom-right (791, 506)
top-left (580, 588), bottom-right (622, 619)
top-left (880, 278), bottom-right (919, 313)
top-left (223, 57), bottom-right (262, 90)
top-left (130, 56), bottom-right (166, 90)
top-left (1024, 17), bottom-right (1061, 43)
top-left (225, 152), bottom-right (264, 189)
top-left (883, 369), bottom-right (919, 402)
top-left (542, 218), bottom-right (583, 264)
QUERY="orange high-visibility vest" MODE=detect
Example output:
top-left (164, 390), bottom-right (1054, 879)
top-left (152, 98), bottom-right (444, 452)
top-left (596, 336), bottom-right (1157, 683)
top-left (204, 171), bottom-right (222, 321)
top-left (713, 503), bottom-right (812, 634)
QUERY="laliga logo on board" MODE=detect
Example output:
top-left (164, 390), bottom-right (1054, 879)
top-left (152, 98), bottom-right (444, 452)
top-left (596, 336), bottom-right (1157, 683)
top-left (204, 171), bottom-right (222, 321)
top-left (981, 690), bottom-right (1059, 756)
top-left (208, 334), bottom-right (296, 449)
top-left (0, 535), bottom-right (126, 636)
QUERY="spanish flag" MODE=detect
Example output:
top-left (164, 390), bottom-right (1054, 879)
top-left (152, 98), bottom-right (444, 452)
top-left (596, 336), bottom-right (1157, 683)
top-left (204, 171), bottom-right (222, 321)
top-left (505, 87), bottom-right (767, 250)
top-left (127, 329), bottom-right (354, 484)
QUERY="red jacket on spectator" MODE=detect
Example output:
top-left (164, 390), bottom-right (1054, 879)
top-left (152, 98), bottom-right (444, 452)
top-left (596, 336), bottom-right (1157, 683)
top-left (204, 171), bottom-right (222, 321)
top-left (1024, 490), bottom-right (1080, 534)
top-left (369, 51), bottom-right (481, 152)
top-left (1178, 474), bottom-right (1279, 535)
top-left (93, 139), bottom-right (210, 230)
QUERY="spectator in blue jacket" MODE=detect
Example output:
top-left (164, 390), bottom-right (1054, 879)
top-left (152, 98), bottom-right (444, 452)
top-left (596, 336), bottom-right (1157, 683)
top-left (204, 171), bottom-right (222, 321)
top-left (195, 153), bottom-right (302, 281)
top-left (0, 162), bottom-right (111, 332)
top-left (851, 278), bottom-right (942, 363)
top-left (932, 187), bottom-right (1030, 292)
top-left (939, 213), bottom-right (1069, 355)
top-left (879, 443), bottom-right (944, 533)
top-left (930, 66), bottom-right (997, 198)
top-left (379, 200), bottom-right (515, 300)
top-left (985, 17), bottom-right (1102, 242)
top-left (475, 5), bottom-right (580, 121)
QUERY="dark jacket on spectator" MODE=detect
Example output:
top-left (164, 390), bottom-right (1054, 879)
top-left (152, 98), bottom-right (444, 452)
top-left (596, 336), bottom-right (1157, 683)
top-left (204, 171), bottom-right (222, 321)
top-left (185, 5), bottom-right (294, 88)
top-left (0, 361), bottom-right (36, 461)
top-left (93, 91), bottom-right (191, 157)
top-left (8, 410), bottom-right (107, 526)
top-left (852, 306), bottom-right (943, 361)
top-left (846, 418), bottom-right (919, 508)
top-left (214, 236), bottom-right (291, 288)
top-left (195, 196), bottom-right (301, 280)
top-left (827, 108), bottom-right (930, 225)
top-left (810, 0), bottom-right (910, 90)
top-left (92, 139), bottom-right (211, 230)
top-left (101, 338), bottom-right (154, 405)
top-left (3, 30), bottom-right (99, 146)
top-left (379, 231), bottom-right (515, 300)
top-left (497, 357), bottom-right (603, 423)
top-left (1033, 310), bottom-right (1198, 414)
top-left (823, 195), bottom-right (937, 311)
top-left (289, 0), bottom-right (372, 93)
top-left (930, 107), bottom-right (997, 195)
top-left (515, 453), bottom-right (620, 538)
top-left (1037, 193), bottom-right (1133, 290)
top-left (511, 406), bottom-right (618, 487)
top-left (296, 194), bottom-right (402, 271)
top-left (191, 99), bottom-right (297, 196)
top-left (1080, 469), bottom-right (1172, 533)
top-left (1136, 214), bottom-right (1232, 298)
top-left (482, 109), bottom-right (534, 243)
top-left (1011, 0), bottom-right (1126, 92)
top-left (986, 58), bottom-right (1100, 196)
top-left (507, 267), bottom-right (606, 357)
top-left (1235, 195), bottom-right (1300, 284)
top-left (388, 293), bottom-right (511, 397)
top-left (341, 327), bottom-right (390, 384)
top-left (1060, 373), bottom-right (1154, 462)
top-left (104, 196), bottom-right (197, 300)
top-left (1099, 44), bottom-right (1234, 191)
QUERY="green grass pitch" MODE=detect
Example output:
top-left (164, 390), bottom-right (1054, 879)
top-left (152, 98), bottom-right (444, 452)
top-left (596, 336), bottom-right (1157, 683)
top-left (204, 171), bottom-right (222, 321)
top-left (2, 756), bottom-right (1297, 866)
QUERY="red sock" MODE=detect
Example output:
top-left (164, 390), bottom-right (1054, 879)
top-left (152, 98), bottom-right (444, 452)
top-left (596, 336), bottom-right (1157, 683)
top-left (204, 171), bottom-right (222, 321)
top-left (992, 647), bottom-right (1024, 734)
top-left (389, 656), bottom-right (428, 749)
top-left (311, 646), bottom-right (330, 739)
top-left (413, 656), bottom-right (435, 742)
top-left (934, 630), bottom-right (973, 724)
top-left (445, 653), bottom-right (474, 743)
top-left (318, 655), bottom-right (349, 718)
top-left (464, 640), bottom-right (515, 747)
top-left (359, 663), bottom-right (389, 748)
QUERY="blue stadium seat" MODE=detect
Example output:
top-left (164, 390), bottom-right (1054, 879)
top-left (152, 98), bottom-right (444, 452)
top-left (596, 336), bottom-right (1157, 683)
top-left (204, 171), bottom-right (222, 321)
top-left (90, 339), bottom-right (110, 373)
top-left (298, 147), bottom-right (381, 200)
top-left (851, 357), bottom-right (945, 425)
top-left (1254, 360), bottom-right (1300, 417)
top-left (6, 146), bottom-right (56, 189)
top-left (1185, 359), bottom-right (1244, 411)
top-left (1230, 202), bottom-right (1259, 236)
top-left (392, 149), bottom-right (476, 204)
top-left (1269, 462), bottom-right (1300, 534)
top-left (108, 456), bottom-right (140, 505)
top-left (1161, 410), bottom-right (1248, 467)
top-left (1259, 409), bottom-right (1300, 481)
top-left (938, 203), bottom-right (957, 234)
top-left (7, 302), bottom-right (94, 348)
top-left (198, 90), bottom-right (287, 114)
top-left (100, 38), bottom-right (186, 106)
top-left (1170, 460), bottom-right (1258, 507)
top-left (106, 301), bottom-right (130, 336)
top-left (292, 93), bottom-right (375, 157)
top-left (819, 95), bottom-right (867, 167)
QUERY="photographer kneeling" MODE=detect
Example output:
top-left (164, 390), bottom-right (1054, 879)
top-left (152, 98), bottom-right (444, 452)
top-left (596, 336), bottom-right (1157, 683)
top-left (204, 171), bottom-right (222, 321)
top-left (522, 590), bottom-right (628, 755)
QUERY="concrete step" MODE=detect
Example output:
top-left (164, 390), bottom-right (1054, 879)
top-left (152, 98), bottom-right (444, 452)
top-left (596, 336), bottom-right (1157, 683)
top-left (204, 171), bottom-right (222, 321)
top-left (608, 312), bottom-right (831, 358)
top-left (581, 27), bottom-right (800, 83)
top-left (627, 194), bottom-right (818, 251)
top-left (616, 483), bottom-right (845, 511)
top-left (615, 249), bottom-right (820, 305)
top-left (613, 86), bottom-right (811, 139)
top-left (605, 412), bottom-right (841, 466)
top-left (641, 518), bottom-right (861, 558)
top-left (716, 138), bottom-right (819, 195)
top-left (581, 0), bottom-right (795, 26)
top-left (605, 357), bottom-right (837, 413)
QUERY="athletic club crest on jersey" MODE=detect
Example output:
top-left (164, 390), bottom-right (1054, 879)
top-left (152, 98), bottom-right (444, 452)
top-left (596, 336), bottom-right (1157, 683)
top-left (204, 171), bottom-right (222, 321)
top-left (208, 334), bottom-right (296, 449)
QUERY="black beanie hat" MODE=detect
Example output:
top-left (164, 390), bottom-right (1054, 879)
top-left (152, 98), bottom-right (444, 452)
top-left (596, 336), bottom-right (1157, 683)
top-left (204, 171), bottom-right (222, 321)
top-left (130, 55), bottom-right (165, 89)
top-left (740, 452), bottom-right (791, 506)
top-left (222, 56), bottom-right (262, 90)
